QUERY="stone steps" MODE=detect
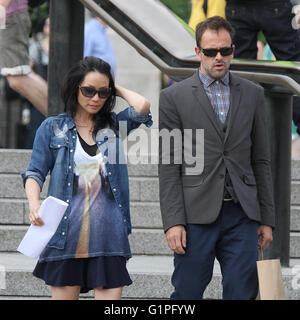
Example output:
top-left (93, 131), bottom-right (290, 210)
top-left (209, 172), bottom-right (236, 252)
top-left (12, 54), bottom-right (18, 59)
top-left (0, 253), bottom-right (300, 300)
top-left (0, 226), bottom-right (170, 255)
top-left (1, 226), bottom-right (300, 259)
top-left (0, 149), bottom-right (300, 299)
top-left (1, 197), bottom-right (299, 231)
top-left (0, 253), bottom-right (173, 299)
top-left (0, 199), bottom-right (163, 228)
top-left (2, 173), bottom-right (300, 205)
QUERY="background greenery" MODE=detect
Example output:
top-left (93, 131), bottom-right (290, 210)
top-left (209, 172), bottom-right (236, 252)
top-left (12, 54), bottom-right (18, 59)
top-left (30, 1), bottom-right (193, 35)
top-left (28, 1), bottom-right (49, 36)
top-left (159, 0), bottom-right (191, 23)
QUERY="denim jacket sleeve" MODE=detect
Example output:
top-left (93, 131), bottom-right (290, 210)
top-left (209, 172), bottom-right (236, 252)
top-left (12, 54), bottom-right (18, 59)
top-left (114, 106), bottom-right (153, 136)
top-left (21, 118), bottom-right (53, 191)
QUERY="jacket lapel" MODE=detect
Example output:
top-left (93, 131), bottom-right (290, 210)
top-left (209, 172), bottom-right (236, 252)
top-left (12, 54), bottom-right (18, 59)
top-left (191, 72), bottom-right (223, 141)
top-left (224, 73), bottom-right (241, 143)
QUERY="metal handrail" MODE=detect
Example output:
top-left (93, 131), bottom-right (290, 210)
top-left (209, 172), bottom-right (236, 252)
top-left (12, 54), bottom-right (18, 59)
top-left (80, 0), bottom-right (300, 95)
top-left (231, 71), bottom-right (300, 95)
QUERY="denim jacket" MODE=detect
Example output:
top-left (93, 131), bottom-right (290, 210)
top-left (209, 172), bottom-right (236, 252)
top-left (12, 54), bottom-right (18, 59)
top-left (21, 107), bottom-right (152, 250)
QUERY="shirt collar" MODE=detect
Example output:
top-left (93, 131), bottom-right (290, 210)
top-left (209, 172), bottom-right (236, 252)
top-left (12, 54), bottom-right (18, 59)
top-left (60, 112), bottom-right (76, 130)
top-left (198, 69), bottom-right (230, 88)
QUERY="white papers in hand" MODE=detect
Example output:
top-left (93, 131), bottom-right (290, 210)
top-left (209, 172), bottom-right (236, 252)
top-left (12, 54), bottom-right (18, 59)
top-left (17, 196), bottom-right (68, 258)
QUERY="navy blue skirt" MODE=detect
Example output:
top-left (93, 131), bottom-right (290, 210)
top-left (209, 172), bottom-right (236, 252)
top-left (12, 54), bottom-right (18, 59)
top-left (33, 256), bottom-right (132, 293)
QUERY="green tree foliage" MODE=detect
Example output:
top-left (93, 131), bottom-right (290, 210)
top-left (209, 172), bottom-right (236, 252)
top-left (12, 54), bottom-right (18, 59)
top-left (28, 2), bottom-right (49, 37)
top-left (159, 0), bottom-right (191, 23)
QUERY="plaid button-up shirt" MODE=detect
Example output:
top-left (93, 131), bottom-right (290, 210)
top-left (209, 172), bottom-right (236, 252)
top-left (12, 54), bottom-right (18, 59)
top-left (198, 70), bottom-right (230, 123)
top-left (198, 70), bottom-right (238, 201)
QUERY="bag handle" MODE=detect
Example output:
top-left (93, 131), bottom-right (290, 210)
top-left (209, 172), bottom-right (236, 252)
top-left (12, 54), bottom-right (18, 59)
top-left (258, 245), bottom-right (264, 261)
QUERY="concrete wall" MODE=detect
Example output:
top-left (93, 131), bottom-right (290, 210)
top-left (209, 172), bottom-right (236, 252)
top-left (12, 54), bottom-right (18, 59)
top-left (107, 27), bottom-right (160, 129)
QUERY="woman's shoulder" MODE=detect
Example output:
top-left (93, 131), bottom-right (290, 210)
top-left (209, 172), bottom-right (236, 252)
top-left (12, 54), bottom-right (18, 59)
top-left (38, 113), bottom-right (74, 133)
top-left (42, 113), bottom-right (71, 123)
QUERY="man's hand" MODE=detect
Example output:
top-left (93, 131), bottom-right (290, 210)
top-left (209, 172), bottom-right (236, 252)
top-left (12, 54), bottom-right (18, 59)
top-left (166, 225), bottom-right (186, 255)
top-left (258, 225), bottom-right (273, 250)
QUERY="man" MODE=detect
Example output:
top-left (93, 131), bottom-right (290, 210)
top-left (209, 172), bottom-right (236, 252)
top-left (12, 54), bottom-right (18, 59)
top-left (158, 16), bottom-right (275, 300)
top-left (0, 0), bottom-right (47, 116)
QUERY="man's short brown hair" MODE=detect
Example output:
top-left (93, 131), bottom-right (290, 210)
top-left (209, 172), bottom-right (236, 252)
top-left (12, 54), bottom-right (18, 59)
top-left (195, 16), bottom-right (235, 47)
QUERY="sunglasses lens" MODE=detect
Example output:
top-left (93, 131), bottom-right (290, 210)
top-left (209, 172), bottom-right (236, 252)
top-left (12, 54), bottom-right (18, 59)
top-left (98, 88), bottom-right (111, 98)
top-left (220, 47), bottom-right (233, 56)
top-left (201, 46), bottom-right (233, 57)
top-left (80, 86), bottom-right (111, 98)
top-left (80, 86), bottom-right (97, 97)
top-left (203, 49), bottom-right (218, 57)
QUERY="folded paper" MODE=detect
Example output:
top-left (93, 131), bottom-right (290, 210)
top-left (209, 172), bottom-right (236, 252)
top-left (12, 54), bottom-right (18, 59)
top-left (17, 196), bottom-right (68, 258)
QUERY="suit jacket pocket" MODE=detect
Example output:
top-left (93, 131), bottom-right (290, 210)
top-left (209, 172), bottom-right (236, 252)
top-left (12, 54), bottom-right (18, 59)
top-left (182, 174), bottom-right (205, 187)
top-left (243, 174), bottom-right (256, 186)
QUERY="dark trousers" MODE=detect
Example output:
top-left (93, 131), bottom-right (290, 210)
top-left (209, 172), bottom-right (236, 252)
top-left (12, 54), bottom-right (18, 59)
top-left (170, 202), bottom-right (259, 300)
top-left (226, 0), bottom-right (300, 61)
top-left (225, 0), bottom-right (300, 134)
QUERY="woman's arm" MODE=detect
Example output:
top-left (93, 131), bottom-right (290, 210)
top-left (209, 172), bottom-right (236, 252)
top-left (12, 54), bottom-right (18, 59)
top-left (0, 0), bottom-right (12, 8)
top-left (115, 84), bottom-right (150, 114)
top-left (25, 178), bottom-right (44, 226)
top-left (22, 119), bottom-right (53, 227)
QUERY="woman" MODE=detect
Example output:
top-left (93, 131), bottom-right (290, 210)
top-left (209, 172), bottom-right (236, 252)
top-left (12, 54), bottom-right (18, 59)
top-left (21, 56), bottom-right (152, 300)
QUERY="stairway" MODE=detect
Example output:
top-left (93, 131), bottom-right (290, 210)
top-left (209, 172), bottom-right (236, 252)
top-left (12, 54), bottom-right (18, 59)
top-left (0, 149), bottom-right (299, 299)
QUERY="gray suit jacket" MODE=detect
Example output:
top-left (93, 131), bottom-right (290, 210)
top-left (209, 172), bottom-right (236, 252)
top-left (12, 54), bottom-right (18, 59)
top-left (158, 71), bottom-right (275, 232)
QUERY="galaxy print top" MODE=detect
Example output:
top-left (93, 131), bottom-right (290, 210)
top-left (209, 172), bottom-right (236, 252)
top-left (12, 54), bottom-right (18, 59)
top-left (38, 136), bottom-right (131, 262)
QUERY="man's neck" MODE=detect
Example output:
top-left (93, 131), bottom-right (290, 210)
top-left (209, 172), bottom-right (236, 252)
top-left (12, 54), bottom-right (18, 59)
top-left (198, 68), bottom-right (230, 85)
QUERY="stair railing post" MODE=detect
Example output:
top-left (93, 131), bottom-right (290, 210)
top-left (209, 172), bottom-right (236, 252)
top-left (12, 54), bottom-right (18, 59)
top-left (263, 87), bottom-right (292, 267)
top-left (48, 0), bottom-right (84, 116)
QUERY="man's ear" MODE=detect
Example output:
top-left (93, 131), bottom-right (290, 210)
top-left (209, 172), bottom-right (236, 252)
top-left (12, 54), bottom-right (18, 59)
top-left (195, 46), bottom-right (201, 62)
top-left (232, 44), bottom-right (235, 58)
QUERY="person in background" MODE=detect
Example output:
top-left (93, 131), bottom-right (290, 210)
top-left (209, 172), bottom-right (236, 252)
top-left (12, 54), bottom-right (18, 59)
top-left (0, 0), bottom-right (47, 116)
top-left (29, 16), bottom-right (49, 76)
top-left (84, 15), bottom-right (116, 78)
top-left (189, 0), bottom-right (226, 30)
top-left (22, 16), bottom-right (49, 148)
top-left (225, 0), bottom-right (300, 158)
top-left (22, 56), bottom-right (152, 300)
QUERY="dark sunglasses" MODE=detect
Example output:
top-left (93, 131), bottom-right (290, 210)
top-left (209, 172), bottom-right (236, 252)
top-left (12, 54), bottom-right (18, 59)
top-left (199, 45), bottom-right (233, 57)
top-left (79, 86), bottom-right (112, 99)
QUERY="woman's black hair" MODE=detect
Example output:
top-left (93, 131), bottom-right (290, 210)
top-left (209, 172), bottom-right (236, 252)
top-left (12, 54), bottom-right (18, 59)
top-left (61, 56), bottom-right (117, 135)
